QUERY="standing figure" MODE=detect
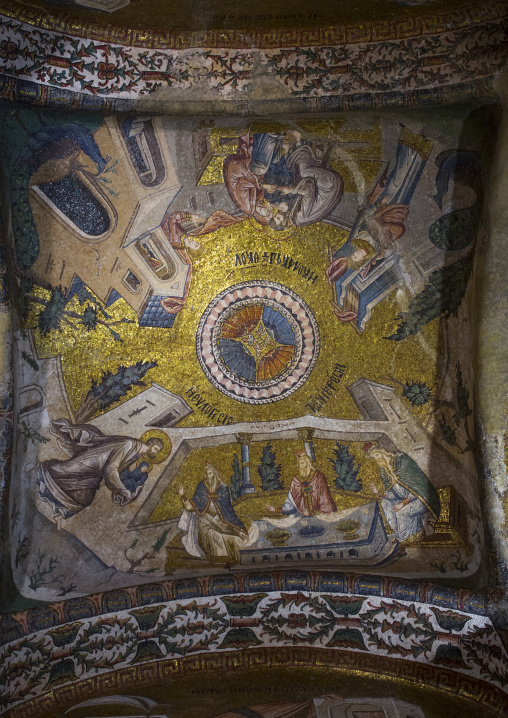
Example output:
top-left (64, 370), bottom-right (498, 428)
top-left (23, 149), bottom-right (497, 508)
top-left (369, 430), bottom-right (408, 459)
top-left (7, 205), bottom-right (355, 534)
top-left (178, 462), bottom-right (248, 564)
top-left (38, 419), bottom-right (163, 530)
top-left (266, 450), bottom-right (336, 516)
top-left (364, 443), bottom-right (440, 544)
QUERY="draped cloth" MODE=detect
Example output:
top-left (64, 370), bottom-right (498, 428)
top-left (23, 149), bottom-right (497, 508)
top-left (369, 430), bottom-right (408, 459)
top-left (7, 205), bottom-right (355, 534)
top-left (325, 132), bottom-right (430, 327)
top-left (38, 419), bottom-right (144, 519)
top-left (223, 133), bottom-right (269, 224)
top-left (159, 208), bottom-right (247, 315)
top-left (379, 452), bottom-right (441, 543)
top-left (179, 478), bottom-right (248, 563)
top-left (224, 133), bottom-right (343, 226)
top-left (285, 144), bottom-right (344, 226)
top-left (282, 470), bottom-right (336, 516)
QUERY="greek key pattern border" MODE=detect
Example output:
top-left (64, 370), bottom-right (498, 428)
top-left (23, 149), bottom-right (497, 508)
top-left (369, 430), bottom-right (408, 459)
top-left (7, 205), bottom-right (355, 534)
top-left (1, 600), bottom-right (507, 717)
top-left (0, 0), bottom-right (507, 49)
top-left (0, 12), bottom-right (506, 102)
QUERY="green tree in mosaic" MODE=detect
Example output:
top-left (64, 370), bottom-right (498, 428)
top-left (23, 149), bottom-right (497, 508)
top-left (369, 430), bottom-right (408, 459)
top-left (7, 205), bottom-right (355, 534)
top-left (257, 443), bottom-right (283, 491)
top-left (74, 361), bottom-right (158, 423)
top-left (387, 253), bottom-right (474, 341)
top-left (17, 278), bottom-right (134, 342)
top-left (401, 362), bottom-right (473, 454)
top-left (328, 441), bottom-right (362, 492)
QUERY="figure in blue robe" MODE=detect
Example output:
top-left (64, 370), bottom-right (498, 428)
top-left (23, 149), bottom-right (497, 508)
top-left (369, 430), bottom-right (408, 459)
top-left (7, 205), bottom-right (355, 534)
top-left (250, 132), bottom-right (301, 211)
top-left (327, 127), bottom-right (433, 329)
top-left (120, 461), bottom-right (150, 493)
top-left (177, 463), bottom-right (248, 564)
top-left (249, 132), bottom-right (342, 228)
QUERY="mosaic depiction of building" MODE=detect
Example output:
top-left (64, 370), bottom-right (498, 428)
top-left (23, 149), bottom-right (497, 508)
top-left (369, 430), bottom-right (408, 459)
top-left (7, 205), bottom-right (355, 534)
top-left (0, 107), bottom-right (490, 595)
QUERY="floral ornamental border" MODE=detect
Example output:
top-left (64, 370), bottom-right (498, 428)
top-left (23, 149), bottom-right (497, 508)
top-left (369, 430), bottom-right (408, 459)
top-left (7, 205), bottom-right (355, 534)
top-left (0, 571), bottom-right (489, 647)
top-left (0, 591), bottom-right (507, 714)
top-left (0, 14), bottom-right (506, 101)
top-left (0, 0), bottom-right (507, 50)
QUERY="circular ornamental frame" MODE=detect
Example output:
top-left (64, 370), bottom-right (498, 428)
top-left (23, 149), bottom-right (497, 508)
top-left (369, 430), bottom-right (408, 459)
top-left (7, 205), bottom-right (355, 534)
top-left (196, 280), bottom-right (320, 404)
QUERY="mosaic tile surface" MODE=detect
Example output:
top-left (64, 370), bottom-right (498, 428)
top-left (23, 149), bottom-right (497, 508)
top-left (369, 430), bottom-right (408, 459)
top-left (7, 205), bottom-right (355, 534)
top-left (1, 591), bottom-right (507, 713)
top-left (0, 2), bottom-right (506, 110)
top-left (0, 106), bottom-right (497, 604)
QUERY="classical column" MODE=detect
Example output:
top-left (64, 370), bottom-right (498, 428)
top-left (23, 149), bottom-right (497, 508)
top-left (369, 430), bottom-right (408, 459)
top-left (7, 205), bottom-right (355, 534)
top-left (236, 433), bottom-right (255, 495)
top-left (298, 428), bottom-right (315, 462)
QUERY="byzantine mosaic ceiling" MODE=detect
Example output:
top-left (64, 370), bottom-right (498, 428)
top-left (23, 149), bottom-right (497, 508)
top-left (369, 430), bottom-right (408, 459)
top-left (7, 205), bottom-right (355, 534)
top-left (2, 107), bottom-right (488, 597)
top-left (1, 104), bottom-right (505, 716)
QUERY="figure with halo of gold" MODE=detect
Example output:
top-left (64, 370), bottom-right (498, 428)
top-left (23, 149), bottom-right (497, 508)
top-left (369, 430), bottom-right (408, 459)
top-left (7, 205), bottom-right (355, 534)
top-left (38, 418), bottom-right (165, 531)
top-left (159, 128), bottom-right (344, 250)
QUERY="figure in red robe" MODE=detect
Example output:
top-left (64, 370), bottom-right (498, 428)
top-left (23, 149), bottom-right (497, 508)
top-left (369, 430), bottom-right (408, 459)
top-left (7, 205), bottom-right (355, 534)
top-left (325, 127), bottom-right (433, 327)
top-left (266, 450), bottom-right (336, 517)
top-left (159, 208), bottom-right (243, 315)
top-left (157, 130), bottom-right (343, 317)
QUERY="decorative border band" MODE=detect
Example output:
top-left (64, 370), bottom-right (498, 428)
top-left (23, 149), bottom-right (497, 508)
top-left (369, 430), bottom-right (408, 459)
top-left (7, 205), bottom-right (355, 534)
top-left (0, 13), bottom-right (506, 102)
top-left (0, 1), bottom-right (507, 50)
top-left (2, 643), bottom-right (508, 717)
top-left (0, 570), bottom-right (489, 647)
top-left (0, 76), bottom-right (499, 115)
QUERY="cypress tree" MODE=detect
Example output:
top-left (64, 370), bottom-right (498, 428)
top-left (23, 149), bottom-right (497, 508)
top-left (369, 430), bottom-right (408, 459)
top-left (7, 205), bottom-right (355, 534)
top-left (328, 442), bottom-right (361, 492)
top-left (257, 442), bottom-right (283, 491)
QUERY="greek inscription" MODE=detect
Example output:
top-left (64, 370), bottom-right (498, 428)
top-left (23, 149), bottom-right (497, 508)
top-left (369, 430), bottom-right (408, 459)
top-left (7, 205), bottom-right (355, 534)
top-left (306, 363), bottom-right (347, 414)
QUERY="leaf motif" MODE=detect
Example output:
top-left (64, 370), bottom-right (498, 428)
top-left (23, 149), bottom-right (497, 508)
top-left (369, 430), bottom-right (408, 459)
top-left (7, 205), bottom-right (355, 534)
top-left (152, 529), bottom-right (169, 553)
top-left (402, 381), bottom-right (432, 407)
top-left (37, 287), bottom-right (67, 334)
top-left (80, 305), bottom-right (98, 330)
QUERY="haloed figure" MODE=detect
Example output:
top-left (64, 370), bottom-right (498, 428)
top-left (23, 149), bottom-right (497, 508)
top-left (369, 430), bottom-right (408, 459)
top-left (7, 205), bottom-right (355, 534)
top-left (38, 419), bottom-right (162, 531)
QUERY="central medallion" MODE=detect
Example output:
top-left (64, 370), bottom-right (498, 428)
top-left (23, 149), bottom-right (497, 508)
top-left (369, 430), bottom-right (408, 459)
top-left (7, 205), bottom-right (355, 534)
top-left (197, 281), bottom-right (320, 404)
